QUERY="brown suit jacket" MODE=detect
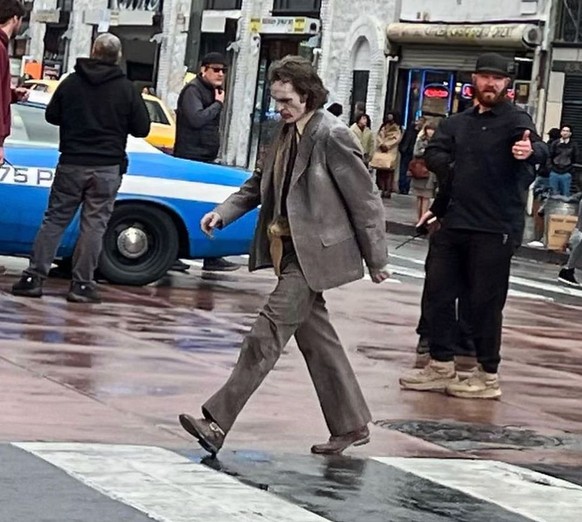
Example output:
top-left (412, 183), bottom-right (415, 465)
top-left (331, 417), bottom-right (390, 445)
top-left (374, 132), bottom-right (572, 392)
top-left (215, 109), bottom-right (388, 292)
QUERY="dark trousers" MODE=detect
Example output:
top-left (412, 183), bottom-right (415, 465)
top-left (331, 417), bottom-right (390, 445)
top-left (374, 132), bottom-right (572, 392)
top-left (424, 228), bottom-right (514, 374)
top-left (417, 237), bottom-right (475, 357)
top-left (26, 164), bottom-right (121, 285)
top-left (203, 252), bottom-right (371, 436)
top-left (399, 153), bottom-right (412, 194)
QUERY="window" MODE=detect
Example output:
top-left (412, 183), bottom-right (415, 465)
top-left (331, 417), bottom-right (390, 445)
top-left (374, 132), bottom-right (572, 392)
top-left (272, 0), bottom-right (321, 16)
top-left (7, 104), bottom-right (60, 148)
top-left (204, 0), bottom-right (242, 9)
top-left (145, 99), bottom-right (170, 125)
top-left (557, 0), bottom-right (582, 43)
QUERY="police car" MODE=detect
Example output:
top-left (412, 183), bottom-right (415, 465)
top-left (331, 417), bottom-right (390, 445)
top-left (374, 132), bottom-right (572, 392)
top-left (1, 101), bottom-right (257, 286)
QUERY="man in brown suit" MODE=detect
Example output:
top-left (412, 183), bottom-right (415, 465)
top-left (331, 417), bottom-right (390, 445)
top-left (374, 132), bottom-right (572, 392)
top-left (179, 56), bottom-right (390, 456)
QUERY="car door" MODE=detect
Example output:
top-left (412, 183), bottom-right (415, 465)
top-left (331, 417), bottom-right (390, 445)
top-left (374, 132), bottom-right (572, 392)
top-left (0, 103), bottom-right (67, 255)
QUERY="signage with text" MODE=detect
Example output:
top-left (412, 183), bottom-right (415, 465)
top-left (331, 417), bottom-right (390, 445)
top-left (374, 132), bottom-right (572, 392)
top-left (108, 0), bottom-right (161, 11)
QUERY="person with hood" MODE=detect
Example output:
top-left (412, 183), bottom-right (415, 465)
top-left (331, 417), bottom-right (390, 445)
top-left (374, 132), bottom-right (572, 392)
top-left (12, 33), bottom-right (150, 303)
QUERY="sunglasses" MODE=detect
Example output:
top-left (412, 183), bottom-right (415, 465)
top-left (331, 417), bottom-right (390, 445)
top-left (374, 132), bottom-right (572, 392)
top-left (207, 67), bottom-right (227, 74)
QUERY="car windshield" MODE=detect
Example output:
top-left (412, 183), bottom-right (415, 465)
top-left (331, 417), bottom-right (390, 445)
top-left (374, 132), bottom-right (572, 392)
top-left (145, 99), bottom-right (170, 125)
top-left (7, 103), bottom-right (60, 148)
top-left (6, 102), bottom-right (161, 154)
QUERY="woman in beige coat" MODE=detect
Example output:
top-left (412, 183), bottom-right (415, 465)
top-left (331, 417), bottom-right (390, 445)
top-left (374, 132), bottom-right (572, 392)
top-left (350, 114), bottom-right (374, 166)
top-left (370, 113), bottom-right (402, 198)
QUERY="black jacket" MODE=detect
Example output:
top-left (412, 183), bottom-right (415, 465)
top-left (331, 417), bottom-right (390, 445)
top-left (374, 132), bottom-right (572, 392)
top-left (174, 76), bottom-right (222, 162)
top-left (45, 59), bottom-right (150, 172)
top-left (399, 125), bottom-right (420, 156)
top-left (549, 139), bottom-right (579, 174)
top-left (425, 101), bottom-right (547, 241)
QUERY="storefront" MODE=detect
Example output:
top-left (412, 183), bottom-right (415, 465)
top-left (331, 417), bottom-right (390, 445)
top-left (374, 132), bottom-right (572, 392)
top-left (246, 16), bottom-right (321, 168)
top-left (386, 23), bottom-right (543, 126)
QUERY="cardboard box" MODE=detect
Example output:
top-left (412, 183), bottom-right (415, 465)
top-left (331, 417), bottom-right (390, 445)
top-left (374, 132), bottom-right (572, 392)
top-left (546, 214), bottom-right (578, 251)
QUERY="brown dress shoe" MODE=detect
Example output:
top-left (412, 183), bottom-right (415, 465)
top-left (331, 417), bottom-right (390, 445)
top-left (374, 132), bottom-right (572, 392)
top-left (311, 426), bottom-right (370, 455)
top-left (179, 414), bottom-right (225, 456)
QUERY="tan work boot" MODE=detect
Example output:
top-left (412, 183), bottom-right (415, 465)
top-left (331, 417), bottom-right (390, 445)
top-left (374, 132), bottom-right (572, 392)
top-left (446, 366), bottom-right (501, 400)
top-left (400, 359), bottom-right (457, 391)
top-left (455, 355), bottom-right (478, 379)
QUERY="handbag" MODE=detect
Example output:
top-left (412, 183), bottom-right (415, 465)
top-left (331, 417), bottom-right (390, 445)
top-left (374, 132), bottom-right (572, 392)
top-left (408, 158), bottom-right (429, 179)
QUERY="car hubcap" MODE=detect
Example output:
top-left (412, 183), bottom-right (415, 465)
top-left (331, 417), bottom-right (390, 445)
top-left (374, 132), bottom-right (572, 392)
top-left (117, 226), bottom-right (149, 259)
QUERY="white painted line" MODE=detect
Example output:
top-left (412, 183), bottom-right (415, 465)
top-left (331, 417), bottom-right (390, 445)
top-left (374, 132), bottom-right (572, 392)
top-left (14, 443), bottom-right (330, 522)
top-left (374, 457), bottom-right (582, 522)
top-left (390, 253), bottom-right (582, 299)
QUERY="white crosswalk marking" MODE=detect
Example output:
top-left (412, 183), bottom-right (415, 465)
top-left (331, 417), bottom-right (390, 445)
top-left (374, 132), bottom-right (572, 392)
top-left (375, 457), bottom-right (582, 522)
top-left (14, 443), bottom-right (331, 522)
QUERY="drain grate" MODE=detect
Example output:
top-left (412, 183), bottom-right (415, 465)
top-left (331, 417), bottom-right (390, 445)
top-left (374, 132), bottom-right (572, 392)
top-left (374, 419), bottom-right (577, 451)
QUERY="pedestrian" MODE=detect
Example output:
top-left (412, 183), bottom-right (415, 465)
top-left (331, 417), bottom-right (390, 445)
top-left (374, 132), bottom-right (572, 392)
top-left (409, 120), bottom-right (438, 222)
top-left (0, 0), bottom-right (27, 276)
top-left (398, 116), bottom-right (426, 194)
top-left (11, 33), bottom-right (151, 303)
top-left (399, 53), bottom-right (547, 399)
top-left (174, 52), bottom-right (238, 273)
top-left (178, 55), bottom-right (390, 456)
top-left (370, 112), bottom-right (402, 198)
top-left (350, 113), bottom-right (374, 167)
top-left (558, 196), bottom-right (582, 287)
top-left (548, 125), bottom-right (578, 197)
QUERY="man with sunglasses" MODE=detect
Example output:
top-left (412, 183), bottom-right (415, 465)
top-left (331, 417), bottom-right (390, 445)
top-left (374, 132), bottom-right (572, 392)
top-left (174, 52), bottom-right (238, 272)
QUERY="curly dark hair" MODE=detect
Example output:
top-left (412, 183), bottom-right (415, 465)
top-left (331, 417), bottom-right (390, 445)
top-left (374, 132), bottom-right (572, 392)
top-left (268, 55), bottom-right (328, 112)
top-left (0, 0), bottom-right (25, 25)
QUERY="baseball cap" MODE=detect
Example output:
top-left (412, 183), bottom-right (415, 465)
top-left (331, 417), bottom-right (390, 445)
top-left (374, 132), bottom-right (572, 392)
top-left (475, 53), bottom-right (516, 77)
top-left (201, 52), bottom-right (227, 67)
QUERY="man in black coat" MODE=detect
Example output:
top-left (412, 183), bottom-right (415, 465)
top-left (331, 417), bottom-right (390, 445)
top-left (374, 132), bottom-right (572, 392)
top-left (12, 33), bottom-right (150, 303)
top-left (174, 52), bottom-right (238, 272)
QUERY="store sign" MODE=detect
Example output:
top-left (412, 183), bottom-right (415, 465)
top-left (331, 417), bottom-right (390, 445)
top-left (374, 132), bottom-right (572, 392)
top-left (249, 16), bottom-right (320, 35)
top-left (461, 84), bottom-right (474, 100)
top-left (108, 0), bottom-right (161, 11)
top-left (387, 23), bottom-right (542, 49)
top-left (424, 85), bottom-right (449, 99)
top-left (31, 9), bottom-right (60, 24)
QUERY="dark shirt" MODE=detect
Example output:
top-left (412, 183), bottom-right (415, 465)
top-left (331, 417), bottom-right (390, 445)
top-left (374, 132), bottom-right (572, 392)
top-left (46, 59), bottom-right (151, 171)
top-left (549, 139), bottom-right (579, 174)
top-left (399, 125), bottom-right (419, 156)
top-left (174, 76), bottom-right (222, 162)
top-left (425, 101), bottom-right (547, 238)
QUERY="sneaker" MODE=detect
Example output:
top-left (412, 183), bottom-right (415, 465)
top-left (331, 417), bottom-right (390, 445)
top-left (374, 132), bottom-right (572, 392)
top-left (413, 336), bottom-right (431, 368)
top-left (179, 414), bottom-right (225, 456)
top-left (202, 257), bottom-right (240, 272)
top-left (400, 359), bottom-right (457, 391)
top-left (527, 240), bottom-right (545, 249)
top-left (12, 274), bottom-right (43, 298)
top-left (455, 355), bottom-right (478, 380)
top-left (446, 366), bottom-right (501, 400)
top-left (558, 268), bottom-right (580, 287)
top-left (169, 259), bottom-right (191, 273)
top-left (67, 282), bottom-right (102, 304)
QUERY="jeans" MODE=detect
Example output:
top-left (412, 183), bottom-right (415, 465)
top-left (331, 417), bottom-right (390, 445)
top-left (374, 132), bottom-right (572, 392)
top-left (549, 171), bottom-right (572, 197)
top-left (26, 164), bottom-right (122, 285)
top-left (399, 153), bottom-right (412, 194)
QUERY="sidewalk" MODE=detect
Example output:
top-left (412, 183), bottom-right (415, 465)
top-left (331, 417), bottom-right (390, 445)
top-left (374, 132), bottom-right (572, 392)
top-left (384, 194), bottom-right (568, 264)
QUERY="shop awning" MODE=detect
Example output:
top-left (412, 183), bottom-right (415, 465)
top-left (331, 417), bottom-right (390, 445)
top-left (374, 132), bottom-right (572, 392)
top-left (387, 23), bottom-right (543, 49)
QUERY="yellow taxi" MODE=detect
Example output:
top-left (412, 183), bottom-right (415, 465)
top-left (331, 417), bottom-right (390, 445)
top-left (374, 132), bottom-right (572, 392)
top-left (142, 94), bottom-right (176, 154)
top-left (23, 79), bottom-right (60, 94)
top-left (23, 78), bottom-right (177, 154)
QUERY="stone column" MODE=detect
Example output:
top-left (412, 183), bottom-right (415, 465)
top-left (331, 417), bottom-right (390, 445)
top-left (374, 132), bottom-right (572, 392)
top-left (66, 0), bottom-right (108, 72)
top-left (28, 0), bottom-right (59, 61)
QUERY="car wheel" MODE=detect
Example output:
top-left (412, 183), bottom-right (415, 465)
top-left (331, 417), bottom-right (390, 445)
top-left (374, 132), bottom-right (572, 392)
top-left (99, 204), bottom-right (179, 286)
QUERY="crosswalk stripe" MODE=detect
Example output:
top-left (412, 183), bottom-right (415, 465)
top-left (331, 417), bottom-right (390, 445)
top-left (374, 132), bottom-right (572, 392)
top-left (374, 457), bottom-right (582, 522)
top-left (14, 443), bottom-right (331, 522)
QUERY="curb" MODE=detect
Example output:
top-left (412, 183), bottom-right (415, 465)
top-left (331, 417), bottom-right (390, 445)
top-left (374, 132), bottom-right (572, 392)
top-left (385, 220), bottom-right (568, 265)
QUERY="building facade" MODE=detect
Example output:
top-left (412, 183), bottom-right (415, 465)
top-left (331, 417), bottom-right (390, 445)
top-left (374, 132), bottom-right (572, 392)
top-left (385, 0), bottom-right (552, 128)
top-left (545, 0), bottom-right (582, 142)
top-left (222, 0), bottom-right (397, 168)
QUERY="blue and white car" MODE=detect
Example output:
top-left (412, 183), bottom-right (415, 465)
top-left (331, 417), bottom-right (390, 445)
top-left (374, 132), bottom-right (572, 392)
top-left (1, 102), bottom-right (257, 286)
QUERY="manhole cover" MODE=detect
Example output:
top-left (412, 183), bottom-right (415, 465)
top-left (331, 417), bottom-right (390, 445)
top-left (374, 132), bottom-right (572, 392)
top-left (375, 419), bottom-right (573, 451)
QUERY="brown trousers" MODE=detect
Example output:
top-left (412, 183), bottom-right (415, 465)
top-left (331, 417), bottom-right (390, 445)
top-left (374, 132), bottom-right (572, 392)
top-left (203, 255), bottom-right (371, 436)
